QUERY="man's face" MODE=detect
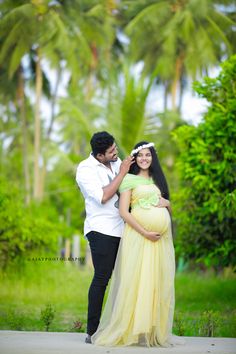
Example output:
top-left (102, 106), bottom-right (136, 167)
top-left (98, 142), bottom-right (118, 164)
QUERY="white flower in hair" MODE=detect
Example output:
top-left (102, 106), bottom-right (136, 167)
top-left (130, 142), bottom-right (155, 156)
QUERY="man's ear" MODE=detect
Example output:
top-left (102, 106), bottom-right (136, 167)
top-left (96, 153), bottom-right (104, 162)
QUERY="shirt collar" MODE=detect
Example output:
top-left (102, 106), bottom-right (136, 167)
top-left (89, 153), bottom-right (118, 170)
top-left (89, 153), bottom-right (110, 168)
top-left (89, 153), bottom-right (101, 166)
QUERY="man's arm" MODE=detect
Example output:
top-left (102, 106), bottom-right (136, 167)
top-left (101, 156), bottom-right (134, 203)
top-left (76, 165), bottom-right (104, 204)
top-left (76, 156), bottom-right (134, 205)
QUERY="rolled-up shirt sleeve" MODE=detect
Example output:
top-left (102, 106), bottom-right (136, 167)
top-left (76, 165), bottom-right (103, 204)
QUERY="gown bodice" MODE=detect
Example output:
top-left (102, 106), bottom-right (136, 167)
top-left (131, 183), bottom-right (161, 209)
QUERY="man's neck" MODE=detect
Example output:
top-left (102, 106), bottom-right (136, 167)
top-left (95, 156), bottom-right (112, 170)
top-left (103, 161), bottom-right (112, 170)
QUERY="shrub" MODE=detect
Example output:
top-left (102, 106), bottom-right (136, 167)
top-left (40, 304), bottom-right (55, 332)
top-left (0, 177), bottom-right (61, 268)
top-left (173, 55), bottom-right (236, 269)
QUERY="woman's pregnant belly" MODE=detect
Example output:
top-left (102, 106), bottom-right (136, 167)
top-left (132, 206), bottom-right (171, 235)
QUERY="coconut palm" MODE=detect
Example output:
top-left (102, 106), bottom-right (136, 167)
top-left (0, 1), bottom-right (71, 199)
top-left (0, 0), bottom-right (116, 200)
top-left (121, 0), bottom-right (235, 110)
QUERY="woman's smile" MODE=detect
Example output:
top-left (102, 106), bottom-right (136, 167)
top-left (136, 148), bottom-right (152, 169)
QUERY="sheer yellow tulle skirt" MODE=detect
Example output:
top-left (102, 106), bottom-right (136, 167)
top-left (92, 206), bottom-right (178, 347)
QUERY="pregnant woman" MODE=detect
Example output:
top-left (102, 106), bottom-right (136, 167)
top-left (92, 141), bottom-right (180, 347)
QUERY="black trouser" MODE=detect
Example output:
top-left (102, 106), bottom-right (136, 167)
top-left (86, 231), bottom-right (120, 336)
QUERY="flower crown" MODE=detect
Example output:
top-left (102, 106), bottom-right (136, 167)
top-left (130, 142), bottom-right (155, 156)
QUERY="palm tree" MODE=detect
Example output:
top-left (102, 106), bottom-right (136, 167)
top-left (121, 0), bottom-right (235, 110)
top-left (0, 1), bottom-right (70, 199)
top-left (0, 0), bottom-right (114, 200)
top-left (16, 64), bottom-right (31, 204)
top-left (115, 64), bottom-right (155, 152)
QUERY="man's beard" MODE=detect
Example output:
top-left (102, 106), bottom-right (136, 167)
top-left (109, 155), bottom-right (118, 162)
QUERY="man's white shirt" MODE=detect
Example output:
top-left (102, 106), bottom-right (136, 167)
top-left (76, 154), bottom-right (124, 238)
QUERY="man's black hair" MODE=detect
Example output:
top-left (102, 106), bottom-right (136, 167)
top-left (90, 131), bottom-right (115, 156)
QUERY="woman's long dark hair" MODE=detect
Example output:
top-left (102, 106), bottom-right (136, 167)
top-left (129, 141), bottom-right (170, 200)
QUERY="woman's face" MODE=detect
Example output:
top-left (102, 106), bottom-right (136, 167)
top-left (136, 148), bottom-right (152, 170)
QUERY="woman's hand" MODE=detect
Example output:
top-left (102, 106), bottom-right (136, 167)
top-left (157, 196), bottom-right (170, 208)
top-left (143, 231), bottom-right (161, 242)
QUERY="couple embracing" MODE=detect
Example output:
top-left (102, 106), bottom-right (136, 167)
top-left (76, 131), bottom-right (183, 347)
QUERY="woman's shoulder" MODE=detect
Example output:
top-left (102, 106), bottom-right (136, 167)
top-left (119, 174), bottom-right (138, 193)
top-left (119, 174), bottom-right (154, 193)
top-left (123, 173), bottom-right (137, 181)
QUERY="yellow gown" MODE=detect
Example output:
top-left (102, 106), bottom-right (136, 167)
top-left (92, 174), bottom-right (178, 347)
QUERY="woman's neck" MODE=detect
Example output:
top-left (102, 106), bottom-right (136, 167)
top-left (138, 170), bottom-right (150, 179)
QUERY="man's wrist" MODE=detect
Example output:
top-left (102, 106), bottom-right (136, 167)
top-left (119, 169), bottom-right (127, 178)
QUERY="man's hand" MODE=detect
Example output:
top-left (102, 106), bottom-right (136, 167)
top-left (119, 156), bottom-right (135, 176)
top-left (101, 156), bottom-right (134, 203)
top-left (157, 197), bottom-right (170, 208)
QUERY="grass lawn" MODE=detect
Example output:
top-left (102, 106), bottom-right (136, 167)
top-left (0, 260), bottom-right (235, 337)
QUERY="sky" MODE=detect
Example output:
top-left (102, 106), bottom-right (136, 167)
top-left (41, 59), bottom-right (215, 129)
top-left (147, 81), bottom-right (209, 126)
top-left (22, 56), bottom-right (222, 143)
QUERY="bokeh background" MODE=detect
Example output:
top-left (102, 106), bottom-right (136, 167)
top-left (0, 0), bottom-right (235, 336)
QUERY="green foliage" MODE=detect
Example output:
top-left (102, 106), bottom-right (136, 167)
top-left (198, 310), bottom-right (221, 337)
top-left (174, 309), bottom-right (222, 337)
top-left (174, 311), bottom-right (185, 336)
top-left (0, 263), bottom-right (235, 336)
top-left (152, 111), bottom-right (185, 191)
top-left (44, 155), bottom-right (86, 237)
top-left (1, 0), bottom-right (236, 273)
top-left (0, 177), bottom-right (62, 267)
top-left (40, 303), bottom-right (55, 332)
top-left (123, 0), bottom-right (235, 79)
top-left (120, 66), bottom-right (154, 152)
top-left (0, 261), bottom-right (91, 332)
top-left (173, 55), bottom-right (236, 268)
top-left (6, 309), bottom-right (25, 331)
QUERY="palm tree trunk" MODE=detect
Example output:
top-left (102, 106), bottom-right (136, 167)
top-left (17, 66), bottom-right (31, 205)
top-left (33, 47), bottom-right (42, 200)
top-left (178, 74), bottom-right (185, 113)
top-left (171, 54), bottom-right (184, 111)
top-left (163, 81), bottom-right (169, 111)
top-left (40, 67), bottom-right (62, 199)
top-left (47, 67), bottom-right (61, 139)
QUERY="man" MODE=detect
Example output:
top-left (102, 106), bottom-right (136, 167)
top-left (76, 131), bottom-right (133, 343)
